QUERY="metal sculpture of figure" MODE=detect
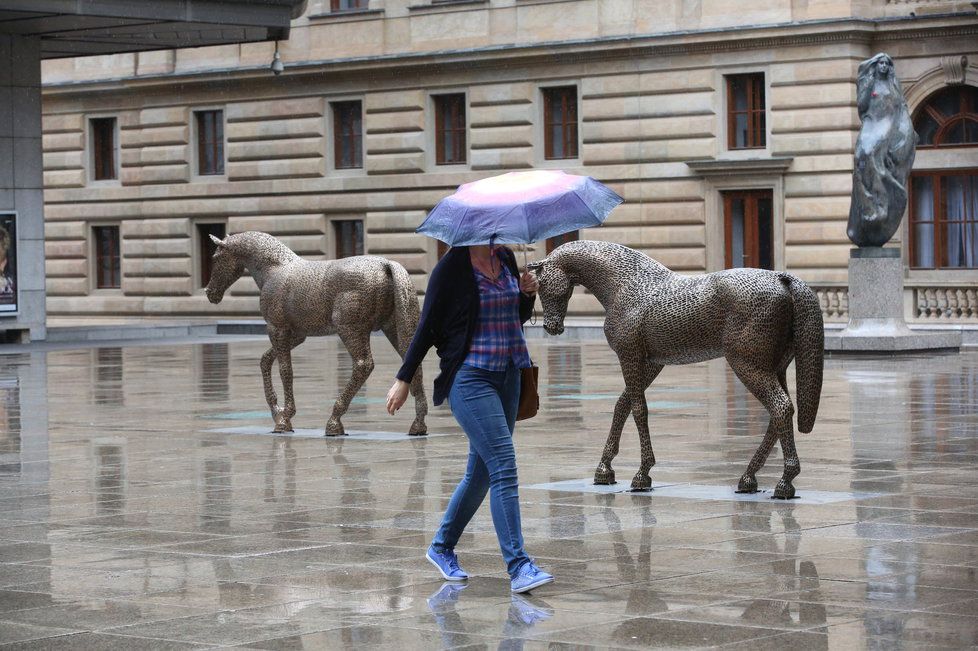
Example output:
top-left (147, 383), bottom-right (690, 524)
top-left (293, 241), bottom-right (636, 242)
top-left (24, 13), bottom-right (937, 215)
top-left (528, 240), bottom-right (824, 498)
top-left (847, 53), bottom-right (917, 248)
top-left (205, 231), bottom-right (428, 436)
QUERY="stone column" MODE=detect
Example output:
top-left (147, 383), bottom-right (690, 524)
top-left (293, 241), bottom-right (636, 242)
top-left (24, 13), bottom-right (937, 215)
top-left (0, 34), bottom-right (46, 342)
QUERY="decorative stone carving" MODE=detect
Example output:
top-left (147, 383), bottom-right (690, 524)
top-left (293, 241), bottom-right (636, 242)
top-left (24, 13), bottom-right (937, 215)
top-left (205, 231), bottom-right (428, 436)
top-left (814, 286), bottom-right (849, 322)
top-left (940, 55), bottom-right (969, 85)
top-left (847, 53), bottom-right (918, 248)
top-left (529, 240), bottom-right (824, 499)
top-left (915, 286), bottom-right (978, 321)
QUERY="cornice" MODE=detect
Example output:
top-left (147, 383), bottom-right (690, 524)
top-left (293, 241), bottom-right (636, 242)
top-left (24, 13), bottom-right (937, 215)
top-left (685, 157), bottom-right (794, 176)
top-left (42, 13), bottom-right (978, 96)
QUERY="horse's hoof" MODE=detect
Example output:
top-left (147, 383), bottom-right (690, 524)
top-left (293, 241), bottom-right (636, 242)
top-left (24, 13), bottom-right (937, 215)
top-left (273, 420), bottom-right (293, 433)
top-left (630, 473), bottom-right (652, 492)
top-left (736, 474), bottom-right (759, 494)
top-left (325, 419), bottom-right (345, 437)
top-left (593, 464), bottom-right (616, 485)
top-left (408, 422), bottom-right (428, 436)
top-left (772, 480), bottom-right (798, 500)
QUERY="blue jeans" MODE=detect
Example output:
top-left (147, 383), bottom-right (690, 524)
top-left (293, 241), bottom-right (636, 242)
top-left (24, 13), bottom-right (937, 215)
top-left (432, 362), bottom-right (530, 578)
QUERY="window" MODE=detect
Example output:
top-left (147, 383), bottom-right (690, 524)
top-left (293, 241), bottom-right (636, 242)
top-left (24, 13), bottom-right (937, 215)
top-left (195, 110), bottom-right (224, 176)
top-left (546, 230), bottom-right (579, 254)
top-left (909, 86), bottom-right (978, 269)
top-left (909, 172), bottom-right (977, 269)
top-left (331, 0), bottom-right (367, 10)
top-left (723, 190), bottom-right (773, 270)
top-left (726, 74), bottom-right (766, 149)
top-left (334, 220), bottom-right (364, 259)
top-left (197, 223), bottom-right (227, 288)
top-left (331, 101), bottom-right (363, 169)
top-left (543, 86), bottom-right (578, 160)
top-left (913, 85), bottom-right (978, 148)
top-left (434, 94), bottom-right (466, 165)
top-left (93, 225), bottom-right (121, 289)
top-left (90, 118), bottom-right (117, 181)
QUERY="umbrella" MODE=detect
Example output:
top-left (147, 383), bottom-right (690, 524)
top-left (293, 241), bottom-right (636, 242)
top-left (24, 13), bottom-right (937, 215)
top-left (416, 170), bottom-right (623, 251)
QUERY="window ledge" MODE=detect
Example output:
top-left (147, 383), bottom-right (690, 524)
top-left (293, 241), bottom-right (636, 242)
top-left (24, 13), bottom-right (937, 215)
top-left (686, 157), bottom-right (793, 176)
top-left (408, 0), bottom-right (488, 12)
top-left (307, 8), bottom-right (385, 22)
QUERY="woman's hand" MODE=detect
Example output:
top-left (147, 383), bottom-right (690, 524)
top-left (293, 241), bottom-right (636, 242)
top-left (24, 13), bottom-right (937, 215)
top-left (386, 379), bottom-right (410, 415)
top-left (520, 271), bottom-right (539, 297)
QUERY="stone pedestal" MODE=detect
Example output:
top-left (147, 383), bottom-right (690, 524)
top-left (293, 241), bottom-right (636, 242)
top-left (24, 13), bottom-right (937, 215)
top-left (824, 247), bottom-right (960, 353)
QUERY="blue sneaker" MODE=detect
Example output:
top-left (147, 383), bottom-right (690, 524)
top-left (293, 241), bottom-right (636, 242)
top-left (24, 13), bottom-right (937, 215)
top-left (510, 562), bottom-right (554, 594)
top-left (426, 545), bottom-right (469, 581)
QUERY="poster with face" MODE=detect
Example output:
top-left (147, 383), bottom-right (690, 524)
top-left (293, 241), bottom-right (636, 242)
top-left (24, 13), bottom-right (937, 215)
top-left (0, 214), bottom-right (17, 313)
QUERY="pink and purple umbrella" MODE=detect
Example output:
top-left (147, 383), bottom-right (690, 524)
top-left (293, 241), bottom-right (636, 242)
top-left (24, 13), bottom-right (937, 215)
top-left (416, 170), bottom-right (623, 247)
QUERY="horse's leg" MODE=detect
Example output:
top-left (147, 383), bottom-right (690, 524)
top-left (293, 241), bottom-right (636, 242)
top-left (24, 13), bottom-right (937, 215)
top-left (728, 358), bottom-right (796, 497)
top-left (260, 345), bottom-right (280, 429)
top-left (772, 365), bottom-right (801, 500)
top-left (269, 329), bottom-right (303, 433)
top-left (594, 360), bottom-right (662, 486)
top-left (382, 324), bottom-right (427, 436)
top-left (326, 327), bottom-right (373, 436)
top-left (619, 355), bottom-right (662, 492)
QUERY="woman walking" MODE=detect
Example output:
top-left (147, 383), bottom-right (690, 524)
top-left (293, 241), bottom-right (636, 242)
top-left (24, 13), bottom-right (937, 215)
top-left (386, 243), bottom-right (554, 594)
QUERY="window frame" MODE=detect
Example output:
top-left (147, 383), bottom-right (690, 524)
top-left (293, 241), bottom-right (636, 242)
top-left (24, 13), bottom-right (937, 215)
top-left (330, 0), bottom-right (368, 11)
top-left (908, 168), bottom-right (978, 271)
top-left (541, 85), bottom-right (580, 162)
top-left (330, 99), bottom-right (364, 171)
top-left (195, 221), bottom-right (228, 290)
top-left (725, 73), bottom-right (767, 151)
top-left (433, 93), bottom-right (467, 166)
top-left (91, 223), bottom-right (122, 291)
top-left (192, 108), bottom-right (226, 179)
top-left (331, 218), bottom-right (365, 259)
top-left (88, 116), bottom-right (119, 184)
top-left (722, 189), bottom-right (774, 270)
top-left (546, 230), bottom-right (579, 255)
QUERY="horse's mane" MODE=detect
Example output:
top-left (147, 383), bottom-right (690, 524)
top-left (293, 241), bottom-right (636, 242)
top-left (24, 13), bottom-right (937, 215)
top-left (550, 240), bottom-right (668, 276)
top-left (225, 231), bottom-right (299, 267)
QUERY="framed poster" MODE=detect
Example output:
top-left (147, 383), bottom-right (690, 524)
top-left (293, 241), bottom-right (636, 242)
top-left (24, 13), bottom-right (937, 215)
top-left (0, 213), bottom-right (16, 314)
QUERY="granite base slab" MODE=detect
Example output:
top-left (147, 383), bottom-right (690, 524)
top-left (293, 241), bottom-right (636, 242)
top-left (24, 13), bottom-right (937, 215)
top-left (205, 426), bottom-right (458, 440)
top-left (825, 330), bottom-right (961, 353)
top-left (526, 479), bottom-right (881, 505)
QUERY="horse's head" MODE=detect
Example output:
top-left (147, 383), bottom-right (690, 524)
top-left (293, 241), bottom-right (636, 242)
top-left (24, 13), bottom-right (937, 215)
top-left (527, 257), bottom-right (573, 336)
top-left (205, 234), bottom-right (245, 304)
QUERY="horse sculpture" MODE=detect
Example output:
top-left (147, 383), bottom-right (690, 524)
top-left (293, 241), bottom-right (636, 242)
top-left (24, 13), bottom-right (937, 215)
top-left (528, 240), bottom-right (823, 498)
top-left (205, 231), bottom-right (428, 436)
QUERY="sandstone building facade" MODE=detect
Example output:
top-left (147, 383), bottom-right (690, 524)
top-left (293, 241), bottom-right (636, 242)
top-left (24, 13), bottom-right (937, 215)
top-left (39, 0), bottom-right (978, 325)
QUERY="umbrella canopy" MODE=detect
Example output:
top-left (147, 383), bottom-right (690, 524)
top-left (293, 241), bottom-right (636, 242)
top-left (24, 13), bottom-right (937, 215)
top-left (416, 170), bottom-right (623, 246)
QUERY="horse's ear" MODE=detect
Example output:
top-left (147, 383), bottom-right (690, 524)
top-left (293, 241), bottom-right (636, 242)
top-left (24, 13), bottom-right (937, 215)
top-left (209, 234), bottom-right (227, 249)
top-left (526, 260), bottom-right (545, 275)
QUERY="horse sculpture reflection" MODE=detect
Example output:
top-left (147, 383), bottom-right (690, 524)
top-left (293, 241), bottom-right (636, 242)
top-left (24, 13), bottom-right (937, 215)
top-left (205, 231), bottom-right (428, 436)
top-left (529, 240), bottom-right (823, 498)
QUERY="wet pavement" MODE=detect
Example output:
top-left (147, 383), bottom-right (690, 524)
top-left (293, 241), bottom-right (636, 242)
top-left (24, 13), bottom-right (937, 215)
top-left (0, 336), bottom-right (976, 649)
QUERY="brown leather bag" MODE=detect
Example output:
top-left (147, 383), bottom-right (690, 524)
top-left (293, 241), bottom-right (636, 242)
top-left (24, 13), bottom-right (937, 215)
top-left (516, 365), bottom-right (539, 421)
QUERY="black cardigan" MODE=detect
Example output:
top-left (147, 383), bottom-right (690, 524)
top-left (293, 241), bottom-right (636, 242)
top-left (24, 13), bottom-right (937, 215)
top-left (396, 246), bottom-right (535, 406)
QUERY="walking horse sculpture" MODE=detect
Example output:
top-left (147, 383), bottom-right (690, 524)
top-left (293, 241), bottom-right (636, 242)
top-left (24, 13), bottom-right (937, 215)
top-left (528, 240), bottom-right (823, 498)
top-left (205, 231), bottom-right (428, 436)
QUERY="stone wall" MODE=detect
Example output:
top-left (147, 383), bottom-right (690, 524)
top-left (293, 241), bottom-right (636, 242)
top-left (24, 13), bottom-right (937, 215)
top-left (38, 1), bottom-right (978, 321)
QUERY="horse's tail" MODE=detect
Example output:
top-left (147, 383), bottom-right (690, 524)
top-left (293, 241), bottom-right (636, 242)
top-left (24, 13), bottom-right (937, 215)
top-left (385, 259), bottom-right (421, 360)
top-left (780, 273), bottom-right (824, 434)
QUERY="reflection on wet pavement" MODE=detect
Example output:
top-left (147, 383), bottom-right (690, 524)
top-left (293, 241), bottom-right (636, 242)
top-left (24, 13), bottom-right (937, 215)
top-left (0, 338), bottom-right (976, 648)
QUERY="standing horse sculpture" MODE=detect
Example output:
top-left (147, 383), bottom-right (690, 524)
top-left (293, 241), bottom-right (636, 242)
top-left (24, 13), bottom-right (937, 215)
top-left (529, 240), bottom-right (823, 498)
top-left (205, 231), bottom-right (428, 436)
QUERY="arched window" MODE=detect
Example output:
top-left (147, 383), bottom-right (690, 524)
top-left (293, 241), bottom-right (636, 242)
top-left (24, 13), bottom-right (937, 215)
top-left (913, 85), bottom-right (978, 147)
top-left (909, 86), bottom-right (978, 269)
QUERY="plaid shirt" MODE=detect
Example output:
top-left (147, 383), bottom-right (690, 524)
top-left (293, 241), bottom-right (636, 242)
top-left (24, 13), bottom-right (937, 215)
top-left (464, 261), bottom-right (533, 371)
